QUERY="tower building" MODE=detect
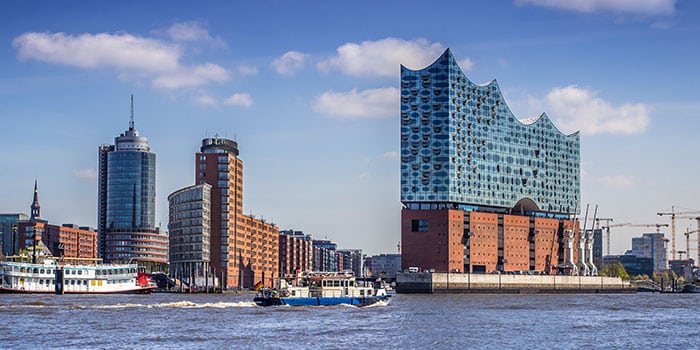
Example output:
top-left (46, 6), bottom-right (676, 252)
top-left (400, 49), bottom-right (582, 274)
top-left (168, 136), bottom-right (278, 290)
top-left (97, 96), bottom-right (167, 269)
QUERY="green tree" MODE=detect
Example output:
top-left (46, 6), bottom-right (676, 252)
top-left (600, 262), bottom-right (630, 280)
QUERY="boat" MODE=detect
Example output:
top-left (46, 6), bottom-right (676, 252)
top-left (0, 257), bottom-right (157, 294)
top-left (681, 284), bottom-right (700, 293)
top-left (253, 271), bottom-right (391, 307)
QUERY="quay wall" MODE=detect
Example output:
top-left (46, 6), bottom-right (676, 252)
top-left (396, 273), bottom-right (635, 294)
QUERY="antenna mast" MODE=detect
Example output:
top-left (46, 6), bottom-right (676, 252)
top-left (129, 94), bottom-right (135, 130)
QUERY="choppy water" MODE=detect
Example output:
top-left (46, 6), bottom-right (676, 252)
top-left (1, 292), bottom-right (698, 349)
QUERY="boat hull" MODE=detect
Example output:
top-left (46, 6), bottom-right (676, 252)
top-left (254, 295), bottom-right (390, 307)
top-left (0, 285), bottom-right (157, 294)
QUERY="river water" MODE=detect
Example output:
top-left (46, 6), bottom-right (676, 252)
top-left (1, 292), bottom-right (698, 349)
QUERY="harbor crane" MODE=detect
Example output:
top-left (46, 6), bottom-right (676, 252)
top-left (629, 223), bottom-right (669, 272)
top-left (657, 207), bottom-right (700, 265)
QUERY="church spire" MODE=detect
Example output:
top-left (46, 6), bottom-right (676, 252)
top-left (31, 180), bottom-right (41, 220)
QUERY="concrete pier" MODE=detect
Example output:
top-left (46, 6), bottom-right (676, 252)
top-left (396, 273), bottom-right (636, 294)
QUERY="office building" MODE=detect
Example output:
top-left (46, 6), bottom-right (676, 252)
top-left (632, 233), bottom-right (668, 272)
top-left (400, 49), bottom-right (581, 274)
top-left (0, 213), bottom-right (28, 256)
top-left (97, 96), bottom-right (167, 268)
top-left (168, 183), bottom-right (212, 284)
top-left (337, 249), bottom-right (363, 277)
top-left (603, 254), bottom-right (654, 277)
top-left (365, 253), bottom-right (402, 279)
top-left (278, 229), bottom-right (312, 277)
top-left (189, 136), bottom-right (278, 289)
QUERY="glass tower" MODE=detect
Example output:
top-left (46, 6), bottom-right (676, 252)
top-left (400, 49), bottom-right (580, 215)
top-left (98, 96), bottom-right (166, 266)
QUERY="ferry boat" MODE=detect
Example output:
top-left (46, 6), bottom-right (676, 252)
top-left (0, 258), bottom-right (157, 294)
top-left (253, 271), bottom-right (390, 307)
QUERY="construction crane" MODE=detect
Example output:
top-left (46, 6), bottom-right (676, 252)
top-left (629, 223), bottom-right (669, 272)
top-left (599, 221), bottom-right (631, 256)
top-left (683, 228), bottom-right (699, 261)
top-left (595, 218), bottom-right (613, 255)
top-left (657, 207), bottom-right (700, 264)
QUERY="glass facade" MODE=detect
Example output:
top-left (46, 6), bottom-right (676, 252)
top-left (400, 49), bottom-right (580, 214)
top-left (0, 213), bottom-right (29, 256)
top-left (168, 184), bottom-right (211, 264)
top-left (105, 151), bottom-right (156, 229)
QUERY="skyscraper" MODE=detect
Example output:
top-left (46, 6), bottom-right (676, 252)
top-left (185, 136), bottom-right (278, 289)
top-left (98, 96), bottom-right (167, 268)
top-left (400, 49), bottom-right (582, 274)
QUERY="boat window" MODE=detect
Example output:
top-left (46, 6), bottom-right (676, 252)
top-left (83, 280), bottom-right (88, 285)
top-left (78, 270), bottom-right (82, 275)
top-left (334, 280), bottom-right (340, 287)
top-left (70, 280), bottom-right (75, 285)
top-left (349, 281), bottom-right (354, 287)
top-left (33, 268), bottom-right (39, 274)
top-left (39, 279), bottom-right (43, 285)
top-left (51, 280), bottom-right (54, 285)
top-left (40, 269), bottom-right (45, 274)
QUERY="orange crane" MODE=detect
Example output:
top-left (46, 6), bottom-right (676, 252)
top-left (657, 207), bottom-right (700, 264)
top-left (629, 223), bottom-right (669, 272)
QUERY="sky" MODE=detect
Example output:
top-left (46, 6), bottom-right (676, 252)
top-left (0, 0), bottom-right (699, 257)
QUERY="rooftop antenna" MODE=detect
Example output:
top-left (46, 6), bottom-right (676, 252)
top-left (129, 94), bottom-right (135, 130)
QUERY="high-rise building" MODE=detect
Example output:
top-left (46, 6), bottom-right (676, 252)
top-left (365, 253), bottom-right (402, 279)
top-left (193, 137), bottom-right (278, 289)
top-left (0, 213), bottom-right (28, 256)
top-left (168, 183), bottom-right (212, 284)
top-left (97, 96), bottom-right (167, 269)
top-left (400, 49), bottom-right (581, 274)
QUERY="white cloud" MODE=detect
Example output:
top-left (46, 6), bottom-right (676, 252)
top-left (318, 38), bottom-right (471, 77)
top-left (272, 51), bottom-right (307, 75)
top-left (224, 93), bottom-right (253, 107)
top-left (355, 172), bottom-right (371, 180)
top-left (529, 85), bottom-right (650, 135)
top-left (313, 87), bottom-right (399, 119)
top-left (458, 58), bottom-right (475, 71)
top-left (167, 21), bottom-right (213, 42)
top-left (13, 28), bottom-right (229, 90)
top-left (195, 94), bottom-right (218, 106)
top-left (592, 175), bottom-right (636, 188)
top-left (516, 0), bottom-right (676, 16)
top-left (74, 168), bottom-right (97, 180)
top-left (383, 151), bottom-right (399, 160)
top-left (237, 64), bottom-right (258, 76)
top-left (152, 63), bottom-right (229, 89)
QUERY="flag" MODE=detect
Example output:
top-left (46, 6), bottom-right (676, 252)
top-left (254, 281), bottom-right (264, 291)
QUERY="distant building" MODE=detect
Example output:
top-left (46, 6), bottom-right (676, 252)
top-left (365, 253), bottom-right (402, 279)
top-left (278, 230), bottom-right (312, 277)
top-left (603, 254), bottom-right (654, 277)
top-left (632, 233), bottom-right (668, 272)
top-left (98, 96), bottom-right (167, 269)
top-left (312, 239), bottom-right (337, 272)
top-left (593, 228), bottom-right (603, 268)
top-left (669, 259), bottom-right (695, 281)
top-left (168, 183), bottom-right (212, 283)
top-left (192, 137), bottom-right (279, 289)
top-left (0, 213), bottom-right (28, 256)
top-left (400, 49), bottom-right (582, 275)
top-left (337, 249), bottom-right (363, 277)
top-left (17, 182), bottom-right (97, 259)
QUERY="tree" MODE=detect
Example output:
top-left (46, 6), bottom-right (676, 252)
top-left (600, 262), bottom-right (630, 280)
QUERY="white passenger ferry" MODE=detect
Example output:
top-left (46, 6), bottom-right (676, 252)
top-left (0, 258), bottom-right (156, 294)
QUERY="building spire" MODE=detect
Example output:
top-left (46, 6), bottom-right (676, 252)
top-left (31, 179), bottom-right (41, 220)
top-left (129, 94), bottom-right (135, 130)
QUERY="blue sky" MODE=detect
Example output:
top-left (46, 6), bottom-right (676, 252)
top-left (1, 0), bottom-right (699, 257)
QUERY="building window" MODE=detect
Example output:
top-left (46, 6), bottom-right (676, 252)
top-left (412, 219), bottom-right (429, 232)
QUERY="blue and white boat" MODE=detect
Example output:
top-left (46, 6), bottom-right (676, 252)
top-left (253, 271), bottom-right (390, 307)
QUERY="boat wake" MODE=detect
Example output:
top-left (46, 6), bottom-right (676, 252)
top-left (78, 300), bottom-right (258, 309)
